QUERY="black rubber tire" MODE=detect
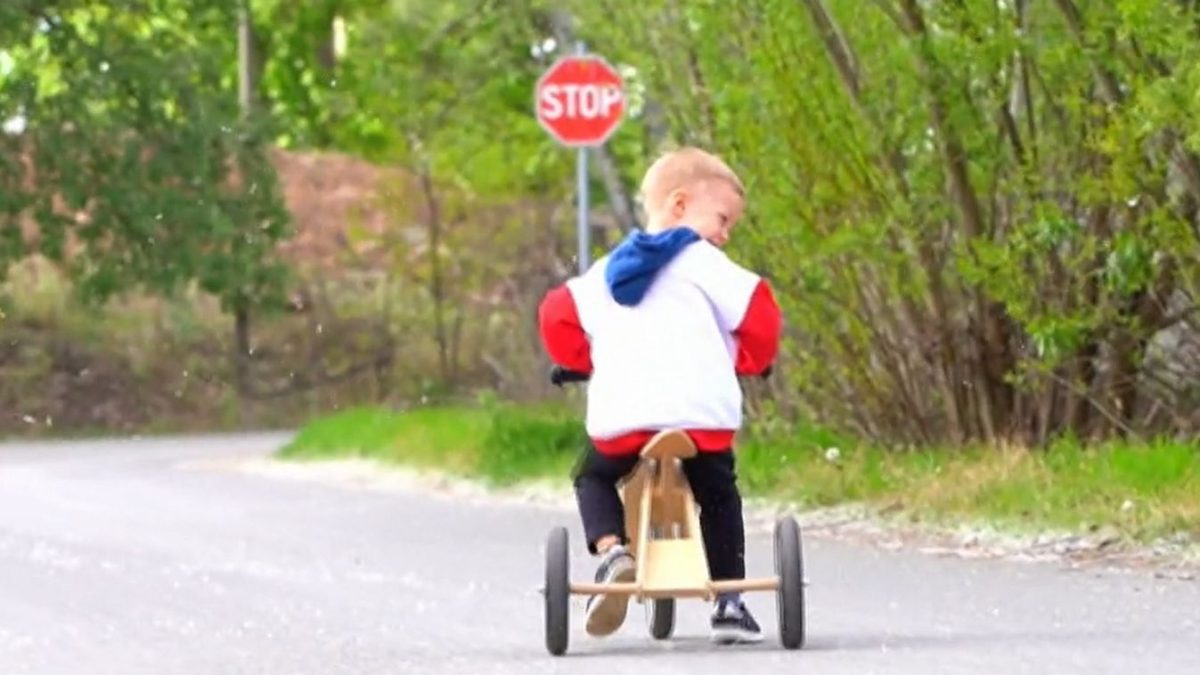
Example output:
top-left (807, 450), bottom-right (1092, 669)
top-left (646, 598), bottom-right (676, 640)
top-left (774, 516), bottom-right (806, 650)
top-left (544, 526), bottom-right (570, 656)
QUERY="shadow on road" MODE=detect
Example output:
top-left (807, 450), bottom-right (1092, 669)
top-left (517, 628), bottom-right (1136, 660)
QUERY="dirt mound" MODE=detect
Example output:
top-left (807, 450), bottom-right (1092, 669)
top-left (271, 148), bottom-right (415, 274)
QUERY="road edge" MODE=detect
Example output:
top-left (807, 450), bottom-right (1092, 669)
top-left (195, 453), bottom-right (1198, 582)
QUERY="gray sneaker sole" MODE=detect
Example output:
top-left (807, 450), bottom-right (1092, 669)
top-left (711, 626), bottom-right (765, 645)
top-left (584, 561), bottom-right (636, 637)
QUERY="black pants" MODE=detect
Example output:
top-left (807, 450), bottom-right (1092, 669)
top-left (572, 443), bottom-right (746, 581)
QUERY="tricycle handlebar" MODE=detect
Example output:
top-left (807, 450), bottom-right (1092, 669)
top-left (549, 364), bottom-right (773, 387)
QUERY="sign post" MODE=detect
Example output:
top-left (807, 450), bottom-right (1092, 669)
top-left (535, 45), bottom-right (626, 274)
top-left (575, 44), bottom-right (589, 273)
top-left (577, 131), bottom-right (589, 273)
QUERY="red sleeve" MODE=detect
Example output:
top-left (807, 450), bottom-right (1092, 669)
top-left (537, 284), bottom-right (593, 373)
top-left (733, 280), bottom-right (781, 375)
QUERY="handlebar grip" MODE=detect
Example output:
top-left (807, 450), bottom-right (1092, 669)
top-left (550, 365), bottom-right (591, 386)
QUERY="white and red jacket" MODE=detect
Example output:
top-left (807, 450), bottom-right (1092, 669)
top-left (538, 229), bottom-right (781, 456)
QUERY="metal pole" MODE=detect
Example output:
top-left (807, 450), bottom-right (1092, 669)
top-left (576, 40), bottom-right (590, 274)
top-left (577, 146), bottom-right (589, 274)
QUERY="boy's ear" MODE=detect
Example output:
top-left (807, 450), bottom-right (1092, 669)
top-left (668, 188), bottom-right (688, 219)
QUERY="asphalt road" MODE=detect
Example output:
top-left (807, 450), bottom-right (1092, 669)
top-left (1, 433), bottom-right (1198, 674)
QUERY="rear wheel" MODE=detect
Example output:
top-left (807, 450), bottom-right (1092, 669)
top-left (774, 516), bottom-right (806, 650)
top-left (646, 598), bottom-right (675, 640)
top-left (544, 527), bottom-right (570, 656)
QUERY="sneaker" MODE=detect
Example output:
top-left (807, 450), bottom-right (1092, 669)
top-left (710, 598), bottom-right (764, 644)
top-left (584, 544), bottom-right (636, 637)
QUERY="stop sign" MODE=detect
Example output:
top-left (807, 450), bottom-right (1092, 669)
top-left (535, 54), bottom-right (626, 147)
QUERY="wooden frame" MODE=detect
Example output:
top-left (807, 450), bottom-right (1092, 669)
top-left (569, 429), bottom-right (780, 601)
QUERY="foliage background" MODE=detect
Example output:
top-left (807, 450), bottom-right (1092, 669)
top-left (1, 0), bottom-right (1198, 449)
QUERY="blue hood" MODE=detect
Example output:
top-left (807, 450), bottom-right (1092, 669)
top-left (605, 228), bottom-right (700, 306)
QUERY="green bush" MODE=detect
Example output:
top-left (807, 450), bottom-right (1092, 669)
top-left (478, 404), bottom-right (587, 486)
top-left (279, 407), bottom-right (411, 460)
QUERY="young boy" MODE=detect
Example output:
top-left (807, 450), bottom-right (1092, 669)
top-left (537, 146), bottom-right (781, 644)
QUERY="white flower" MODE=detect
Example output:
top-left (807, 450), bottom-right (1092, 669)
top-left (824, 447), bottom-right (841, 463)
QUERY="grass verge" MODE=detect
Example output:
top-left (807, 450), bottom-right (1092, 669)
top-left (279, 403), bottom-right (586, 485)
top-left (281, 404), bottom-right (1200, 543)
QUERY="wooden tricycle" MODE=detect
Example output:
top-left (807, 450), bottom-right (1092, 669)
top-left (542, 368), bottom-right (806, 655)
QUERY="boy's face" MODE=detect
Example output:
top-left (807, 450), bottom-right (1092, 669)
top-left (666, 179), bottom-right (745, 247)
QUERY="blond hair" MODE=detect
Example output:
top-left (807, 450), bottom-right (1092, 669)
top-left (638, 146), bottom-right (745, 216)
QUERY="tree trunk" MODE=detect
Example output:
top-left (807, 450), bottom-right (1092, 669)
top-left (233, 304), bottom-right (252, 397)
top-left (798, 0), bottom-right (860, 101)
top-left (234, 0), bottom-right (257, 416)
top-left (417, 167), bottom-right (451, 386)
top-left (315, 3), bottom-right (338, 71)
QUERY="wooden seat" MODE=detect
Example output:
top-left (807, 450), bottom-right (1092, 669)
top-left (639, 429), bottom-right (697, 461)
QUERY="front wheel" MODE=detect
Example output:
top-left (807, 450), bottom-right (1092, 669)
top-left (774, 516), bottom-right (806, 650)
top-left (544, 527), bottom-right (570, 656)
top-left (646, 598), bottom-right (675, 640)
